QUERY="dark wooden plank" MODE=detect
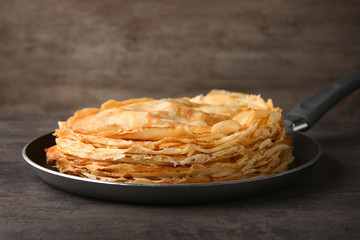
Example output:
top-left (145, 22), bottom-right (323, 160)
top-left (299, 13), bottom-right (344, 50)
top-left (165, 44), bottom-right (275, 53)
top-left (0, 115), bottom-right (359, 239)
top-left (0, 0), bottom-right (359, 116)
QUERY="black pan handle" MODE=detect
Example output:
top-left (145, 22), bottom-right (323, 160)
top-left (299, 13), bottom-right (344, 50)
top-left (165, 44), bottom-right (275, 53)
top-left (285, 71), bottom-right (360, 132)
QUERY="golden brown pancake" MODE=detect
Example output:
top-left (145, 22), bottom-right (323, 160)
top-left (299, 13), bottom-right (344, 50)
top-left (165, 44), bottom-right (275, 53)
top-left (46, 90), bottom-right (294, 184)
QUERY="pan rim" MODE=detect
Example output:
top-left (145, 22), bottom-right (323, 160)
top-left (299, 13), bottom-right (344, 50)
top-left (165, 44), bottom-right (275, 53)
top-left (22, 131), bottom-right (322, 188)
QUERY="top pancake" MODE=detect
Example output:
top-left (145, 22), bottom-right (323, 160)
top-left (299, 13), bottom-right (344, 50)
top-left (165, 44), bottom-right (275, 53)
top-left (65, 90), bottom-right (278, 141)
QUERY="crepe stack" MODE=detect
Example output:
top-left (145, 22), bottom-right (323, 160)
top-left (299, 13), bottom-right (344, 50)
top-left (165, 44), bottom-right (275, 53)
top-left (46, 90), bottom-right (294, 184)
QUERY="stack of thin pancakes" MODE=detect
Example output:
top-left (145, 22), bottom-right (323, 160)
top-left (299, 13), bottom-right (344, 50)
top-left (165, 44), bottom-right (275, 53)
top-left (46, 90), bottom-right (294, 184)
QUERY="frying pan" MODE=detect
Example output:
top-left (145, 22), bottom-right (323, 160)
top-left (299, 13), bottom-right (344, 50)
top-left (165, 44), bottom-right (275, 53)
top-left (22, 72), bottom-right (360, 204)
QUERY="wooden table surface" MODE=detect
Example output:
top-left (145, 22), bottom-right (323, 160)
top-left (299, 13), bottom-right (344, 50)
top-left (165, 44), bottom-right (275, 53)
top-left (0, 115), bottom-right (359, 240)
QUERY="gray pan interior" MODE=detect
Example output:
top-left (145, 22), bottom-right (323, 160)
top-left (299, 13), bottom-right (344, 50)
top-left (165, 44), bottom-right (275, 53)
top-left (22, 131), bottom-right (321, 204)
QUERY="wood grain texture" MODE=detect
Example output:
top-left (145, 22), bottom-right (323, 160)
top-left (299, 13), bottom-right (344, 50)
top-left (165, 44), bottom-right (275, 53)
top-left (0, 0), bottom-right (359, 116)
top-left (0, 115), bottom-right (360, 240)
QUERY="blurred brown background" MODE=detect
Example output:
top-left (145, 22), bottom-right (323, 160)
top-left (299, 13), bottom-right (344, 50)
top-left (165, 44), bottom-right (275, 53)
top-left (0, 0), bottom-right (359, 117)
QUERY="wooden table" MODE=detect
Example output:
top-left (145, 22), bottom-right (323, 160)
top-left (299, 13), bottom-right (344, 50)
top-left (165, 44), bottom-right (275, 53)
top-left (0, 115), bottom-right (359, 239)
